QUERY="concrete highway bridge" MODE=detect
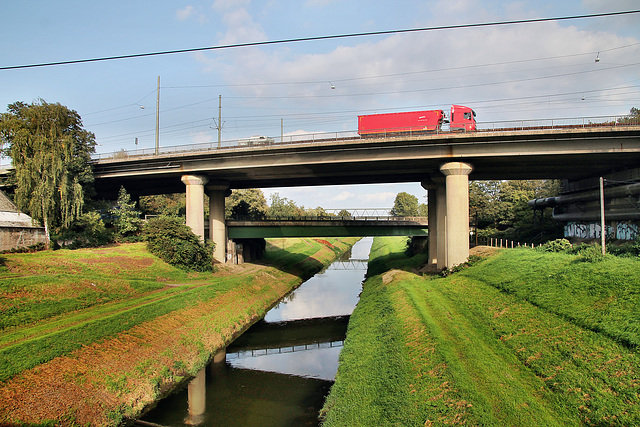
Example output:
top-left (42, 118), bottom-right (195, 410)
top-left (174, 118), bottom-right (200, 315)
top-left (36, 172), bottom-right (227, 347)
top-left (92, 120), bottom-right (640, 269)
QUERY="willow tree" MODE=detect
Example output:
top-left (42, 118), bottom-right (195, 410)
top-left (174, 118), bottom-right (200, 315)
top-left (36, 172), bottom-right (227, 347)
top-left (0, 100), bottom-right (96, 246)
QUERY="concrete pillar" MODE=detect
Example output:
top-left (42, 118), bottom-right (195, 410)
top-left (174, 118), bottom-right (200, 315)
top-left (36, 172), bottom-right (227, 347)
top-left (440, 162), bottom-right (473, 269)
top-left (181, 175), bottom-right (209, 241)
top-left (185, 368), bottom-right (206, 425)
top-left (213, 348), bottom-right (226, 364)
top-left (421, 180), bottom-right (438, 267)
top-left (433, 177), bottom-right (448, 270)
top-left (206, 183), bottom-right (229, 263)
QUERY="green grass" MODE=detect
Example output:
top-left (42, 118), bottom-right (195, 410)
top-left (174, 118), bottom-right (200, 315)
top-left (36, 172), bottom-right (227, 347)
top-left (322, 238), bottom-right (640, 426)
top-left (460, 249), bottom-right (640, 348)
top-left (0, 238), bottom-right (355, 384)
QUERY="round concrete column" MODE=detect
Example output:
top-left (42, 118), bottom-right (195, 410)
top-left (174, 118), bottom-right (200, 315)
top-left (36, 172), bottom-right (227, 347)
top-left (206, 183), bottom-right (229, 263)
top-left (440, 162), bottom-right (472, 269)
top-left (186, 367), bottom-right (206, 425)
top-left (433, 176), bottom-right (448, 270)
top-left (421, 180), bottom-right (438, 267)
top-left (181, 175), bottom-right (209, 241)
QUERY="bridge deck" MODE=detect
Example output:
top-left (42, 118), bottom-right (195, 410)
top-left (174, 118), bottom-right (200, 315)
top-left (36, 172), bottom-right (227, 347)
top-left (226, 217), bottom-right (428, 238)
top-left (90, 124), bottom-right (640, 197)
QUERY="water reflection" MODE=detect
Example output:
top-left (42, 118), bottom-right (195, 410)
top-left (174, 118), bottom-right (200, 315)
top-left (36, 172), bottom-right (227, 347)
top-left (141, 237), bottom-right (373, 426)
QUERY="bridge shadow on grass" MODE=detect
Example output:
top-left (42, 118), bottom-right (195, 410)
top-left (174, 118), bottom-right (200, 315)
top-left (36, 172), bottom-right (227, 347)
top-left (259, 241), bottom-right (327, 281)
top-left (366, 250), bottom-right (429, 278)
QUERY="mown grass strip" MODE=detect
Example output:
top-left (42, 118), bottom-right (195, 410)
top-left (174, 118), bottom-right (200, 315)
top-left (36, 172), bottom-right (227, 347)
top-left (0, 284), bottom-right (198, 348)
top-left (0, 276), bottom-right (245, 382)
top-left (460, 249), bottom-right (640, 348)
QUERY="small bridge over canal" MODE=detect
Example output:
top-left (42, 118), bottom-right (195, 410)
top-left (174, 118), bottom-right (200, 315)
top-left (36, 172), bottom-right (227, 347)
top-left (226, 215), bottom-right (428, 238)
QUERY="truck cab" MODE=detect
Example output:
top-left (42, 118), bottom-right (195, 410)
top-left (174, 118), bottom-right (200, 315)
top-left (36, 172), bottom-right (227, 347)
top-left (450, 105), bottom-right (476, 131)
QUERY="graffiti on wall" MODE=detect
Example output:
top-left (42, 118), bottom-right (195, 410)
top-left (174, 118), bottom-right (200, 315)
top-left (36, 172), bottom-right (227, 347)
top-left (564, 222), bottom-right (638, 240)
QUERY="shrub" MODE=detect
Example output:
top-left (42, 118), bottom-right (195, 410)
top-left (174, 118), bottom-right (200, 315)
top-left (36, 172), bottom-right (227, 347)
top-left (54, 211), bottom-right (113, 248)
top-left (143, 216), bottom-right (213, 271)
top-left (109, 186), bottom-right (143, 242)
top-left (538, 238), bottom-right (572, 252)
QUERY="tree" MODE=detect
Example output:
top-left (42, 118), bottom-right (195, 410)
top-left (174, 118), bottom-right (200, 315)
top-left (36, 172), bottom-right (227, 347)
top-left (617, 107), bottom-right (640, 125)
top-left (0, 100), bottom-right (96, 246)
top-left (390, 192), bottom-right (419, 217)
top-left (470, 179), bottom-right (563, 243)
top-left (225, 188), bottom-right (268, 219)
top-left (268, 192), bottom-right (302, 218)
top-left (139, 194), bottom-right (186, 217)
top-left (109, 186), bottom-right (142, 241)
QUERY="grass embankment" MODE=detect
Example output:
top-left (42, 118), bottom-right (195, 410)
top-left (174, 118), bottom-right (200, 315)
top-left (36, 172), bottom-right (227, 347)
top-left (0, 237), bottom-right (358, 426)
top-left (321, 237), bottom-right (640, 426)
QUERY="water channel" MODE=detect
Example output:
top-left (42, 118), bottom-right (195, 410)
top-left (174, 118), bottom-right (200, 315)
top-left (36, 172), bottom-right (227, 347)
top-left (140, 237), bottom-right (373, 426)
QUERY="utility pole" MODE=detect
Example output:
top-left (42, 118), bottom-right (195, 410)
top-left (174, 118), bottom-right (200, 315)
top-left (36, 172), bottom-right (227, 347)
top-left (155, 76), bottom-right (160, 155)
top-left (218, 95), bottom-right (222, 148)
top-left (600, 177), bottom-right (606, 255)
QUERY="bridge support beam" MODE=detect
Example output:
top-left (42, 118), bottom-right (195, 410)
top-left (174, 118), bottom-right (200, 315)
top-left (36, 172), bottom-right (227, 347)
top-left (206, 183), bottom-right (229, 263)
top-left (182, 175), bottom-right (209, 241)
top-left (440, 162), bottom-right (473, 269)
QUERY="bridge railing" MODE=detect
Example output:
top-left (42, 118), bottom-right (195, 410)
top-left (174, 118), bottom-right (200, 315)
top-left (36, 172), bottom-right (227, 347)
top-left (477, 114), bottom-right (639, 132)
top-left (91, 113), bottom-right (639, 161)
top-left (227, 214), bottom-right (428, 223)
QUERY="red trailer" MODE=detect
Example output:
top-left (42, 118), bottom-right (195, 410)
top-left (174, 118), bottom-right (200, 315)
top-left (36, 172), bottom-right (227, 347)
top-left (358, 105), bottom-right (476, 136)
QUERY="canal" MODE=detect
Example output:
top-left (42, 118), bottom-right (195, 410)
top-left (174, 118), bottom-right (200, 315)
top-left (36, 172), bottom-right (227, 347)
top-left (139, 237), bottom-right (373, 426)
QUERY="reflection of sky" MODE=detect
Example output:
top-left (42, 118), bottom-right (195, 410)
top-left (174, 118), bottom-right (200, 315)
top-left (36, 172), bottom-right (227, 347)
top-left (264, 237), bottom-right (373, 322)
top-left (228, 346), bottom-right (342, 381)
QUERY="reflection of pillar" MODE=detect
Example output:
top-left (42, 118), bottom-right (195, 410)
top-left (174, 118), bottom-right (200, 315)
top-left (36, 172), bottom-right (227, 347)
top-left (213, 348), bottom-right (226, 364)
top-left (440, 162), bottom-right (473, 269)
top-left (206, 183), bottom-right (229, 263)
top-left (182, 175), bottom-right (209, 241)
top-left (421, 180), bottom-right (438, 267)
top-left (185, 368), bottom-right (206, 425)
top-left (433, 177), bottom-right (447, 270)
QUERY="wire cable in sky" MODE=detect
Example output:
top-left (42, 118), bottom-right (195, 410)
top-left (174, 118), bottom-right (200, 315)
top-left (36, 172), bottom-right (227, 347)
top-left (1, 10), bottom-right (639, 71)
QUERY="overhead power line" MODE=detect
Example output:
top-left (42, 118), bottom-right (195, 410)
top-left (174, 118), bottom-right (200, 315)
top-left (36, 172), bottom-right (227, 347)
top-left (1, 10), bottom-right (639, 71)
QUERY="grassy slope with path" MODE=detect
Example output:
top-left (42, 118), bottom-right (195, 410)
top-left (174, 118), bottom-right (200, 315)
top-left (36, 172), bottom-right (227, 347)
top-left (321, 237), bottom-right (640, 426)
top-left (0, 237), bottom-right (358, 426)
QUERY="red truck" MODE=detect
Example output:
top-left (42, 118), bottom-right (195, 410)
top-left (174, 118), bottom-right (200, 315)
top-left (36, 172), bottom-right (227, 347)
top-left (358, 105), bottom-right (476, 136)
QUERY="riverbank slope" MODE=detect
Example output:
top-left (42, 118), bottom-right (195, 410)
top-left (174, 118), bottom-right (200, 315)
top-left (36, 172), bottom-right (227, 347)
top-left (321, 237), bottom-right (640, 426)
top-left (0, 237), bottom-right (358, 426)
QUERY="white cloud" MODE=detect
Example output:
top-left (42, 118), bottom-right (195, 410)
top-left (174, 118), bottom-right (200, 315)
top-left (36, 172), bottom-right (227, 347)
top-left (198, 2), bottom-right (639, 123)
top-left (176, 5), bottom-right (209, 24)
top-left (189, 131), bottom-right (213, 144)
top-left (357, 192), bottom-right (396, 204)
top-left (176, 5), bottom-right (195, 21)
top-left (212, 0), bottom-right (251, 12)
top-left (332, 191), bottom-right (355, 202)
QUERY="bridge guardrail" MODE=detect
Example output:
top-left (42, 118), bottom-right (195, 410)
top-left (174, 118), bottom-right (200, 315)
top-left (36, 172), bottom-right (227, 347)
top-left (91, 114), bottom-right (639, 161)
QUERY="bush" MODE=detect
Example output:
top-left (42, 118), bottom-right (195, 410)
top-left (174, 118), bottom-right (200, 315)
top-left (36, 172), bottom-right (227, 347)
top-left (54, 211), bottom-right (113, 248)
top-left (538, 238), bottom-right (572, 252)
top-left (143, 216), bottom-right (213, 271)
top-left (109, 187), bottom-right (143, 242)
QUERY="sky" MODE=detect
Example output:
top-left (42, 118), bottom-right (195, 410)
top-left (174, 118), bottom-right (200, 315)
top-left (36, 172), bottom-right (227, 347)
top-left (1, 0), bottom-right (639, 211)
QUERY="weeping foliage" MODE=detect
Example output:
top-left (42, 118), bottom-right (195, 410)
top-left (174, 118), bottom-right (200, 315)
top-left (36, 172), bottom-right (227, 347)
top-left (0, 100), bottom-right (96, 242)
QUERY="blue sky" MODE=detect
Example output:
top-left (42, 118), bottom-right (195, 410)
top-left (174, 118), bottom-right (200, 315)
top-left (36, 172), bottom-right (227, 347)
top-left (1, 0), bottom-right (639, 210)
